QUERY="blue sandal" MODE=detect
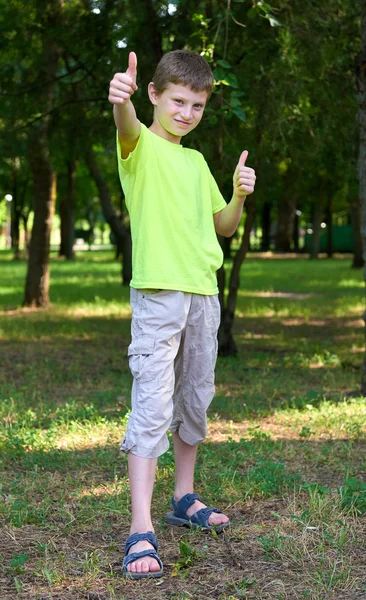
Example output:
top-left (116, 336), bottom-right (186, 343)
top-left (123, 531), bottom-right (164, 579)
top-left (165, 493), bottom-right (230, 531)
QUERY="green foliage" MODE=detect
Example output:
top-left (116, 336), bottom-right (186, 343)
top-left (246, 457), bottom-right (302, 496)
top-left (339, 477), bottom-right (366, 515)
top-left (171, 540), bottom-right (205, 576)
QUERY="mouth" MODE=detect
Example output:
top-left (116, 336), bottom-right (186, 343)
top-left (174, 119), bottom-right (191, 127)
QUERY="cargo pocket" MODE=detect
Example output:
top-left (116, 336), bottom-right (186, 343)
top-left (128, 335), bottom-right (156, 382)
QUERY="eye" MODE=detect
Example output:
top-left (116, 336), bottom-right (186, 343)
top-left (174, 99), bottom-right (183, 104)
top-left (194, 104), bottom-right (203, 109)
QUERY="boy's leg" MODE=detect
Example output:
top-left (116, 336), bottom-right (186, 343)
top-left (125, 453), bottom-right (160, 574)
top-left (122, 289), bottom-right (191, 573)
top-left (170, 294), bottom-right (229, 526)
top-left (172, 432), bottom-right (229, 527)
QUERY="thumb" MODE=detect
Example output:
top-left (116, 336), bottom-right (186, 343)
top-left (238, 150), bottom-right (248, 167)
top-left (127, 51), bottom-right (137, 84)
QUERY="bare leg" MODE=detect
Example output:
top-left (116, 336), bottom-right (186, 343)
top-left (126, 453), bottom-right (161, 574)
top-left (172, 432), bottom-right (229, 526)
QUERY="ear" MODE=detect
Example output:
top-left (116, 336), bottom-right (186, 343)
top-left (148, 82), bottom-right (159, 106)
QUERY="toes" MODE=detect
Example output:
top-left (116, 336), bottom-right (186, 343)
top-left (209, 513), bottom-right (229, 526)
top-left (150, 559), bottom-right (161, 572)
top-left (127, 557), bottom-right (159, 573)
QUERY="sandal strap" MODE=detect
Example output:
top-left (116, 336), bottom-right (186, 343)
top-left (171, 493), bottom-right (200, 518)
top-left (123, 548), bottom-right (163, 571)
top-left (190, 506), bottom-right (222, 527)
top-left (124, 531), bottom-right (158, 555)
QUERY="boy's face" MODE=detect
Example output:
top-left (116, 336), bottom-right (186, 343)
top-left (148, 82), bottom-right (209, 143)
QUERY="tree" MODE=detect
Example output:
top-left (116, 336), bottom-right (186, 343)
top-left (24, 0), bottom-right (63, 307)
top-left (355, 0), bottom-right (366, 393)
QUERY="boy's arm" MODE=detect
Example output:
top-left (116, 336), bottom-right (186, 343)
top-left (109, 52), bottom-right (141, 159)
top-left (214, 151), bottom-right (256, 237)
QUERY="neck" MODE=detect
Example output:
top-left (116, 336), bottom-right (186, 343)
top-left (149, 121), bottom-right (182, 144)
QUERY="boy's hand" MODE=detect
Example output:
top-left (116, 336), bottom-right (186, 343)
top-left (109, 52), bottom-right (138, 105)
top-left (233, 151), bottom-right (256, 199)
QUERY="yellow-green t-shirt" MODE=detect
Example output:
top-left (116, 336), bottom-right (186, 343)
top-left (117, 123), bottom-right (227, 295)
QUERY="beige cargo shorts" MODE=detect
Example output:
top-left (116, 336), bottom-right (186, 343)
top-left (121, 288), bottom-right (221, 459)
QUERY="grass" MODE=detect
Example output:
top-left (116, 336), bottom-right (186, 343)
top-left (0, 250), bottom-right (365, 599)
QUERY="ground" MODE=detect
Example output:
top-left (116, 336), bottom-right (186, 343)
top-left (0, 252), bottom-right (365, 600)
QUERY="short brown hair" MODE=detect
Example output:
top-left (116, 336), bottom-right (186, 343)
top-left (152, 50), bottom-right (214, 96)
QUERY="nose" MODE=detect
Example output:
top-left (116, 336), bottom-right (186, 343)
top-left (180, 105), bottom-right (193, 121)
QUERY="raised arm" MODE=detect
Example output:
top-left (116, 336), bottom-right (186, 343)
top-left (214, 151), bottom-right (256, 237)
top-left (108, 52), bottom-right (141, 159)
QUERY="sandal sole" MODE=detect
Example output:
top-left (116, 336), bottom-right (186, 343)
top-left (165, 511), bottom-right (230, 531)
top-left (124, 568), bottom-right (164, 579)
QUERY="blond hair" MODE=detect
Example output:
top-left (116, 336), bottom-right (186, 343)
top-left (152, 50), bottom-right (214, 96)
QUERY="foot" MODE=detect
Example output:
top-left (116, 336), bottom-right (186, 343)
top-left (175, 494), bottom-right (230, 528)
top-left (126, 536), bottom-right (161, 575)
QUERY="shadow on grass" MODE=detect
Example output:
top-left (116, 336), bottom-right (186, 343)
top-left (1, 437), bottom-right (364, 518)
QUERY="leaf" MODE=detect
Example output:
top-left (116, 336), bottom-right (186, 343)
top-left (267, 14), bottom-right (282, 27)
top-left (213, 67), bottom-right (226, 81)
top-left (225, 73), bottom-right (239, 88)
top-left (216, 59), bottom-right (231, 69)
top-left (232, 107), bottom-right (246, 121)
top-left (230, 97), bottom-right (242, 108)
top-left (11, 553), bottom-right (28, 568)
top-left (247, 7), bottom-right (258, 18)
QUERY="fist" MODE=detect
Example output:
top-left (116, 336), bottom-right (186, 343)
top-left (233, 150), bottom-right (256, 198)
top-left (108, 52), bottom-right (138, 105)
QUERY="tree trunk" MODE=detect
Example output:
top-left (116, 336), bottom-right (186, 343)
top-left (309, 200), bottom-right (323, 259)
top-left (85, 148), bottom-right (132, 284)
top-left (59, 161), bottom-right (76, 259)
top-left (326, 193), bottom-right (333, 258)
top-left (355, 0), bottom-right (366, 393)
top-left (350, 198), bottom-right (364, 268)
top-left (24, 153), bottom-right (56, 307)
top-left (293, 210), bottom-right (299, 251)
top-left (261, 201), bottom-right (271, 251)
top-left (22, 212), bottom-right (30, 259)
top-left (218, 197), bottom-right (256, 355)
top-left (145, 0), bottom-right (163, 64)
top-left (12, 203), bottom-right (21, 260)
top-left (275, 194), bottom-right (296, 252)
top-left (10, 174), bottom-right (21, 259)
top-left (23, 0), bottom-right (62, 307)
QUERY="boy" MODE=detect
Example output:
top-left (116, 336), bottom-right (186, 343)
top-left (108, 49), bottom-right (256, 579)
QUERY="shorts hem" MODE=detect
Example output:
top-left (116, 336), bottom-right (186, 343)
top-left (120, 438), bottom-right (170, 459)
top-left (171, 425), bottom-right (206, 447)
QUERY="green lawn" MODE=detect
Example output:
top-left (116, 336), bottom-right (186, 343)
top-left (0, 251), bottom-right (365, 600)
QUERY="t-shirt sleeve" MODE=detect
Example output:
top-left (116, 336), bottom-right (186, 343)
top-left (116, 122), bottom-right (150, 177)
top-left (201, 158), bottom-right (227, 214)
top-left (210, 174), bottom-right (227, 214)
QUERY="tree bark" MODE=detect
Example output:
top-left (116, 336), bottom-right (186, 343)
top-left (261, 201), bottom-right (271, 251)
top-left (326, 192), bottom-right (333, 258)
top-left (309, 200), bottom-right (323, 259)
top-left (218, 197), bottom-right (256, 355)
top-left (10, 173), bottom-right (20, 259)
top-left (355, 0), bottom-right (366, 393)
top-left (23, 0), bottom-right (62, 307)
top-left (85, 148), bottom-right (132, 284)
top-left (59, 160), bottom-right (76, 259)
top-left (350, 198), bottom-right (364, 268)
top-left (293, 210), bottom-right (299, 251)
top-left (275, 194), bottom-right (297, 252)
top-left (24, 153), bottom-right (56, 307)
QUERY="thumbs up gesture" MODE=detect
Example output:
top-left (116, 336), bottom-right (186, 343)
top-left (233, 151), bottom-right (256, 199)
top-left (109, 52), bottom-right (138, 105)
